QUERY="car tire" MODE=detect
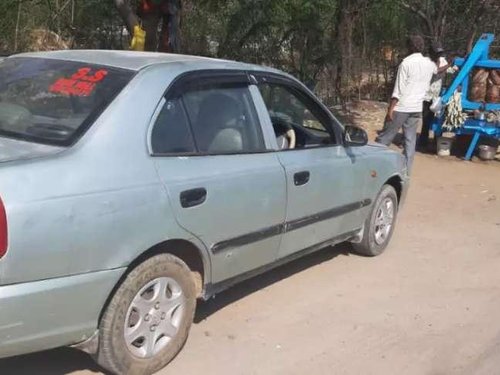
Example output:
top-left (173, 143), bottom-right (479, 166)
top-left (95, 254), bottom-right (196, 375)
top-left (352, 184), bottom-right (398, 257)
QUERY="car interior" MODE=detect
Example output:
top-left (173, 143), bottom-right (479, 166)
top-left (258, 83), bottom-right (334, 150)
top-left (270, 111), bottom-right (333, 150)
top-left (186, 87), bottom-right (265, 154)
top-left (194, 92), bottom-right (244, 153)
top-left (147, 80), bottom-right (339, 155)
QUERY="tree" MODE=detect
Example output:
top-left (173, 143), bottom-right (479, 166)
top-left (335, 0), bottom-right (374, 102)
top-left (398, 0), bottom-right (452, 42)
top-left (397, 0), bottom-right (499, 48)
top-left (0, 0), bottom-right (497, 103)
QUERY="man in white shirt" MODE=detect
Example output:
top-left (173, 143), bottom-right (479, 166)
top-left (376, 35), bottom-right (437, 173)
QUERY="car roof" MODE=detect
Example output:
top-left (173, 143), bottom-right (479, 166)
top-left (13, 50), bottom-right (281, 74)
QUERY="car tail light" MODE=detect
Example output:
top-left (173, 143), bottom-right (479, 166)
top-left (0, 198), bottom-right (7, 259)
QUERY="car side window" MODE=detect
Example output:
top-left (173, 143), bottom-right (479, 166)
top-left (151, 98), bottom-right (196, 154)
top-left (258, 83), bottom-right (336, 149)
top-left (182, 85), bottom-right (266, 154)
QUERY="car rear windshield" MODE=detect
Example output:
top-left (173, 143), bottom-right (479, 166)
top-left (0, 57), bottom-right (134, 146)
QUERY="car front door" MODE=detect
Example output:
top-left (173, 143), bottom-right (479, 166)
top-left (255, 75), bottom-right (372, 259)
top-left (150, 71), bottom-right (286, 283)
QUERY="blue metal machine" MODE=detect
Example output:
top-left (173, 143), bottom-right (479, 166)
top-left (432, 33), bottom-right (500, 160)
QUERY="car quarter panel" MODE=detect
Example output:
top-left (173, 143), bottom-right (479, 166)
top-left (0, 268), bottom-right (124, 358)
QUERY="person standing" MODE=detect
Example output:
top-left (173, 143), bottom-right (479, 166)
top-left (419, 43), bottom-right (454, 150)
top-left (376, 34), bottom-right (437, 173)
top-left (115, 0), bottom-right (181, 52)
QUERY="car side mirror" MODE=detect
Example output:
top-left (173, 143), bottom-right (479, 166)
top-left (343, 125), bottom-right (368, 147)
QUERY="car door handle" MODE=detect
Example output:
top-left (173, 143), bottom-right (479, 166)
top-left (180, 188), bottom-right (207, 208)
top-left (294, 171), bottom-right (310, 186)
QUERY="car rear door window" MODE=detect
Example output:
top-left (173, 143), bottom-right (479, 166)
top-left (182, 86), bottom-right (266, 154)
top-left (151, 98), bottom-right (196, 154)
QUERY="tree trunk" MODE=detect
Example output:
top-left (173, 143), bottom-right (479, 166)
top-left (14, 0), bottom-right (22, 52)
top-left (466, 0), bottom-right (493, 54)
top-left (114, 0), bottom-right (140, 35)
top-left (398, 1), bottom-right (450, 44)
top-left (335, 2), bottom-right (356, 105)
top-left (361, 13), bottom-right (367, 60)
top-left (166, 0), bottom-right (182, 53)
top-left (55, 0), bottom-right (60, 35)
top-left (466, 30), bottom-right (477, 54)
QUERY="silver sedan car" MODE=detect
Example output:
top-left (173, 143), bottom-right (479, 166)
top-left (0, 51), bottom-right (408, 374)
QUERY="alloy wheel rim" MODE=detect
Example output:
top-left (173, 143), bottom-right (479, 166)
top-left (374, 197), bottom-right (394, 245)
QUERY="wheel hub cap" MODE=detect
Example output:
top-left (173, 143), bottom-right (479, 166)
top-left (124, 277), bottom-right (186, 359)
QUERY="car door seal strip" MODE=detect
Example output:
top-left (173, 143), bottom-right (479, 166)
top-left (204, 228), bottom-right (361, 299)
top-left (285, 199), bottom-right (371, 232)
top-left (211, 223), bottom-right (285, 254)
top-left (210, 199), bottom-right (371, 254)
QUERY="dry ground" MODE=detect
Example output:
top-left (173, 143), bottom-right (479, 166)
top-left (1, 103), bottom-right (500, 375)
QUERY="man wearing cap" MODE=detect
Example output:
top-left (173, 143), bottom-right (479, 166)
top-left (376, 34), bottom-right (437, 173)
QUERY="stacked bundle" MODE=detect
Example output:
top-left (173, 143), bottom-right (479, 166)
top-left (469, 69), bottom-right (500, 103)
top-left (486, 70), bottom-right (500, 103)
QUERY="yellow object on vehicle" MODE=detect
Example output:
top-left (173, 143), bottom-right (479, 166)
top-left (130, 25), bottom-right (146, 51)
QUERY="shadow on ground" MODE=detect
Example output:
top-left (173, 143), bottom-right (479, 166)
top-left (0, 243), bottom-right (352, 374)
top-left (194, 243), bottom-right (351, 323)
top-left (0, 347), bottom-right (103, 375)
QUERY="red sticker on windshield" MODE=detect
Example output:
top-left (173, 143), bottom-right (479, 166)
top-left (49, 67), bottom-right (108, 96)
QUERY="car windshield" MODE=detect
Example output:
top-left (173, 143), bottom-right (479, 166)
top-left (0, 57), bottom-right (133, 146)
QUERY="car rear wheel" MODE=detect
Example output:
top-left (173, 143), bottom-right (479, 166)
top-left (95, 254), bottom-right (196, 375)
top-left (352, 184), bottom-right (398, 257)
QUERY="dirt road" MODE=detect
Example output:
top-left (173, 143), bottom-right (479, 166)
top-left (1, 153), bottom-right (500, 375)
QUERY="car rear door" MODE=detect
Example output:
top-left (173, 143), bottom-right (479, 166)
top-left (254, 74), bottom-right (372, 259)
top-left (150, 71), bottom-right (286, 283)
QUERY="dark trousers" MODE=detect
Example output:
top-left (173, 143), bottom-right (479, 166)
top-left (420, 100), bottom-right (434, 147)
top-left (375, 111), bottom-right (421, 173)
top-left (141, 0), bottom-right (181, 52)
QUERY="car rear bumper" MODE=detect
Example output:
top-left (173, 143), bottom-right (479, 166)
top-left (0, 267), bottom-right (125, 359)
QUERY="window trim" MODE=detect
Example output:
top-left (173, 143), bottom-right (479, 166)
top-left (251, 72), bottom-right (344, 150)
top-left (149, 69), bottom-right (270, 157)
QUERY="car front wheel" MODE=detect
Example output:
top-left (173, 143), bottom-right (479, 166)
top-left (95, 254), bottom-right (196, 375)
top-left (352, 184), bottom-right (398, 256)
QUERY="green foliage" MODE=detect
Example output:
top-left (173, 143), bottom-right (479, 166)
top-left (0, 0), bottom-right (124, 52)
top-left (183, 0), bottom-right (338, 84)
top-left (0, 0), bottom-right (498, 102)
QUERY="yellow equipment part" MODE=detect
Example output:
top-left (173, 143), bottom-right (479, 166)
top-left (130, 25), bottom-right (146, 51)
